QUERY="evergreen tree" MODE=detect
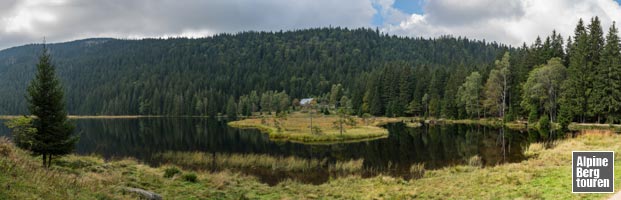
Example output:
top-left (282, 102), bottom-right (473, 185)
top-left (563, 18), bottom-right (591, 122)
top-left (26, 45), bottom-right (77, 167)
top-left (587, 16), bottom-right (606, 121)
top-left (597, 22), bottom-right (621, 123)
top-left (226, 96), bottom-right (238, 119)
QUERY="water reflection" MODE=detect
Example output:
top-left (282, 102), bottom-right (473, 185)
top-left (0, 118), bottom-right (566, 184)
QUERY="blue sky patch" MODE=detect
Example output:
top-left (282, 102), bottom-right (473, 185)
top-left (393, 0), bottom-right (424, 14)
top-left (373, 0), bottom-right (424, 25)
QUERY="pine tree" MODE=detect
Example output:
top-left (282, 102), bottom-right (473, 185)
top-left (26, 45), bottom-right (77, 168)
top-left (226, 96), bottom-right (238, 119)
top-left (598, 22), bottom-right (621, 123)
top-left (562, 18), bottom-right (591, 122)
top-left (587, 17), bottom-right (606, 121)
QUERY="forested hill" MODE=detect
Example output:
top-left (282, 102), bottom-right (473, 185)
top-left (0, 28), bottom-right (508, 115)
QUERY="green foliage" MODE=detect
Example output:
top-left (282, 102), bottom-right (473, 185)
top-left (26, 46), bottom-right (77, 167)
top-left (332, 108), bottom-right (357, 135)
top-left (4, 117), bottom-right (37, 151)
top-left (181, 173), bottom-right (198, 183)
top-left (562, 18), bottom-right (595, 123)
top-left (595, 22), bottom-right (621, 123)
top-left (163, 167), bottom-right (181, 178)
top-left (483, 52), bottom-right (510, 118)
top-left (457, 72), bottom-right (482, 118)
top-left (521, 58), bottom-right (567, 123)
top-left (0, 28), bottom-right (504, 116)
top-left (557, 106), bottom-right (572, 131)
top-left (528, 106), bottom-right (539, 124)
top-left (538, 115), bottom-right (551, 133)
top-left (225, 96), bottom-right (237, 120)
top-left (361, 113), bottom-right (373, 126)
top-left (3, 20), bottom-right (621, 125)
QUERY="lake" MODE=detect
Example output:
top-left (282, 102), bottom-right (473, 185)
top-left (0, 117), bottom-right (566, 185)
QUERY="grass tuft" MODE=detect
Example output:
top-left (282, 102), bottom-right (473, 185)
top-left (181, 173), bottom-right (197, 183)
top-left (409, 163), bottom-right (425, 179)
top-left (163, 166), bottom-right (181, 178)
top-left (467, 155), bottom-right (482, 168)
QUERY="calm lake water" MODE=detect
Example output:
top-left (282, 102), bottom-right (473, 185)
top-left (0, 117), bottom-right (566, 185)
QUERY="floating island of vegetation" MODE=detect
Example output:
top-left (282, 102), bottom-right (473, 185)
top-left (228, 112), bottom-right (403, 144)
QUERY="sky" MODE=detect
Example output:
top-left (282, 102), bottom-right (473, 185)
top-left (2, 0), bottom-right (621, 50)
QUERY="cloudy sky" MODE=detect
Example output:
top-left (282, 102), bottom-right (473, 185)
top-left (2, 0), bottom-right (621, 49)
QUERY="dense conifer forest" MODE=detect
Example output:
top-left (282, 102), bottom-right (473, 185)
top-left (0, 17), bottom-right (619, 125)
top-left (0, 28), bottom-right (505, 116)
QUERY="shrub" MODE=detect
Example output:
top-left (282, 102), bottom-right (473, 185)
top-left (182, 173), bottom-right (198, 182)
top-left (528, 108), bottom-right (538, 124)
top-left (163, 166), bottom-right (181, 178)
top-left (0, 137), bottom-right (11, 156)
top-left (468, 155), bottom-right (482, 168)
top-left (538, 115), bottom-right (550, 133)
top-left (409, 163), bottom-right (425, 179)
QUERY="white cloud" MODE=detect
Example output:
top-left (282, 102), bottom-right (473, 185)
top-left (384, 0), bottom-right (621, 46)
top-left (2, 0), bottom-right (621, 50)
top-left (0, 0), bottom-right (376, 49)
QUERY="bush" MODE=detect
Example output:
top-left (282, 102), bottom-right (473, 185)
top-left (409, 163), bottom-right (425, 179)
top-left (538, 115), bottom-right (550, 133)
top-left (182, 173), bottom-right (198, 182)
top-left (163, 167), bottom-right (181, 178)
top-left (558, 107), bottom-right (571, 132)
top-left (528, 108), bottom-right (538, 124)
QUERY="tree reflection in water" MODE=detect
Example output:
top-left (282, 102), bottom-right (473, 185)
top-left (0, 118), bottom-right (567, 185)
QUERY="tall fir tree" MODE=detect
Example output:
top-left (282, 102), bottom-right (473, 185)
top-left (587, 17), bottom-right (606, 121)
top-left (27, 45), bottom-right (77, 168)
top-left (562, 18), bottom-right (591, 122)
top-left (597, 22), bottom-right (621, 123)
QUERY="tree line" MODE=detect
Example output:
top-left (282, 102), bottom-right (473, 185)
top-left (0, 28), bottom-right (504, 116)
top-left (2, 18), bottom-right (620, 126)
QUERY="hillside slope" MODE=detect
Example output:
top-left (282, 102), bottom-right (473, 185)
top-left (0, 28), bottom-right (507, 115)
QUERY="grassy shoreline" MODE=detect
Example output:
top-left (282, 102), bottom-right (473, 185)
top-left (0, 115), bottom-right (165, 120)
top-left (228, 112), bottom-right (399, 143)
top-left (2, 131), bottom-right (620, 199)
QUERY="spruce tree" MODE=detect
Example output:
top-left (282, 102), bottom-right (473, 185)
top-left (226, 96), bottom-right (238, 119)
top-left (563, 18), bottom-right (590, 122)
top-left (27, 45), bottom-right (77, 168)
top-left (587, 17), bottom-right (606, 121)
top-left (598, 22), bottom-right (621, 123)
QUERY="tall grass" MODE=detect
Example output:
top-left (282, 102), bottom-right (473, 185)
top-left (409, 163), bottom-right (425, 179)
top-left (467, 155), bottom-right (482, 168)
top-left (155, 151), bottom-right (367, 175)
top-left (155, 151), bottom-right (326, 172)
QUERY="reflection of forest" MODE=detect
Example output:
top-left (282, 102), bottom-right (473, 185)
top-left (1, 118), bottom-right (564, 172)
